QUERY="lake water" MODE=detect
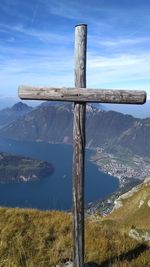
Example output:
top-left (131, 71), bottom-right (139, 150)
top-left (0, 139), bottom-right (119, 210)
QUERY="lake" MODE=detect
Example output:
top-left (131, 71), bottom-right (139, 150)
top-left (0, 139), bottom-right (119, 210)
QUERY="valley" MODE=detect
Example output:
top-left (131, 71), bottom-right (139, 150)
top-left (0, 101), bottom-right (150, 213)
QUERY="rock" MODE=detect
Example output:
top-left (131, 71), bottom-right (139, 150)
top-left (129, 229), bottom-right (150, 242)
top-left (56, 262), bottom-right (99, 267)
top-left (56, 261), bottom-right (73, 267)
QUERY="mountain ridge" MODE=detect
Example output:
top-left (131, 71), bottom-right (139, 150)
top-left (0, 102), bottom-right (150, 158)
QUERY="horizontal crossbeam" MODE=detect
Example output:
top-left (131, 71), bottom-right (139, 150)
top-left (19, 85), bottom-right (146, 104)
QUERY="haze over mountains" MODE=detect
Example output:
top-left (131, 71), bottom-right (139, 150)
top-left (105, 100), bottom-right (150, 118)
top-left (0, 102), bottom-right (32, 129)
top-left (0, 101), bottom-right (150, 158)
top-left (1, 98), bottom-right (150, 118)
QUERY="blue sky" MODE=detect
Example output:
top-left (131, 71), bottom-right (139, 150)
top-left (0, 0), bottom-right (150, 101)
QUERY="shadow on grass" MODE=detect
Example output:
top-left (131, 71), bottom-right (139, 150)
top-left (85, 243), bottom-right (149, 267)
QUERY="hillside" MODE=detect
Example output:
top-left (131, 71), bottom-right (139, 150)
top-left (108, 118), bottom-right (150, 157)
top-left (0, 207), bottom-right (149, 267)
top-left (106, 177), bottom-right (150, 231)
top-left (0, 104), bottom-right (73, 144)
top-left (0, 179), bottom-right (149, 267)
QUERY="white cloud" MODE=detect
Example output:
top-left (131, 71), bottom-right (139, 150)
top-left (0, 44), bottom-right (74, 97)
top-left (48, 0), bottom-right (89, 20)
top-left (1, 48), bottom-right (150, 98)
top-left (88, 54), bottom-right (145, 69)
top-left (0, 23), bottom-right (72, 44)
top-left (0, 18), bottom-right (150, 98)
top-left (86, 52), bottom-right (150, 99)
top-left (95, 37), bottom-right (150, 48)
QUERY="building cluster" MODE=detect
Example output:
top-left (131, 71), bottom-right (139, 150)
top-left (91, 148), bottom-right (150, 186)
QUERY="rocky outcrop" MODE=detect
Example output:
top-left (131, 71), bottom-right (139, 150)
top-left (112, 177), bottom-right (150, 212)
top-left (129, 228), bottom-right (150, 242)
top-left (56, 262), bottom-right (99, 267)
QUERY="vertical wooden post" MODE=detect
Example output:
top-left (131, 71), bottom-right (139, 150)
top-left (73, 24), bottom-right (87, 267)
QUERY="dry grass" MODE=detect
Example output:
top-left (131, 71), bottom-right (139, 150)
top-left (105, 178), bottom-right (150, 231)
top-left (0, 207), bottom-right (149, 267)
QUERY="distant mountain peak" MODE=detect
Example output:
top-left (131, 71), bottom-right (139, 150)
top-left (90, 103), bottom-right (107, 111)
top-left (11, 102), bottom-right (32, 112)
top-left (0, 102), bottom-right (33, 129)
top-left (86, 104), bottom-right (104, 113)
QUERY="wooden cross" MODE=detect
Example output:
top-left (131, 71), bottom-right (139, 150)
top-left (18, 24), bottom-right (146, 267)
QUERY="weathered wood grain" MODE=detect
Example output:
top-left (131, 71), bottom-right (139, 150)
top-left (73, 24), bottom-right (87, 267)
top-left (19, 86), bottom-right (146, 104)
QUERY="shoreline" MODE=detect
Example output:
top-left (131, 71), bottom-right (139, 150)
top-left (89, 147), bottom-right (150, 188)
top-left (1, 137), bottom-right (149, 185)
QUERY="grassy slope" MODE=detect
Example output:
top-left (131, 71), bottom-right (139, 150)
top-left (0, 206), bottom-right (149, 267)
top-left (105, 177), bottom-right (150, 230)
top-left (0, 177), bottom-right (149, 266)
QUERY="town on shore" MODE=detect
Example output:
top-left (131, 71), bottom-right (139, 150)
top-left (90, 147), bottom-right (150, 187)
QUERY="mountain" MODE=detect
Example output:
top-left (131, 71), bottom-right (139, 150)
top-left (108, 118), bottom-right (150, 157)
top-left (11, 102), bottom-right (32, 112)
top-left (0, 102), bottom-right (150, 157)
top-left (105, 100), bottom-right (150, 119)
top-left (88, 103), bottom-right (107, 111)
top-left (0, 104), bottom-right (136, 146)
top-left (39, 100), bottom-right (70, 108)
top-left (39, 101), bottom-right (107, 111)
top-left (0, 102), bottom-right (32, 128)
top-left (0, 97), bottom-right (18, 110)
top-left (0, 104), bottom-right (73, 143)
